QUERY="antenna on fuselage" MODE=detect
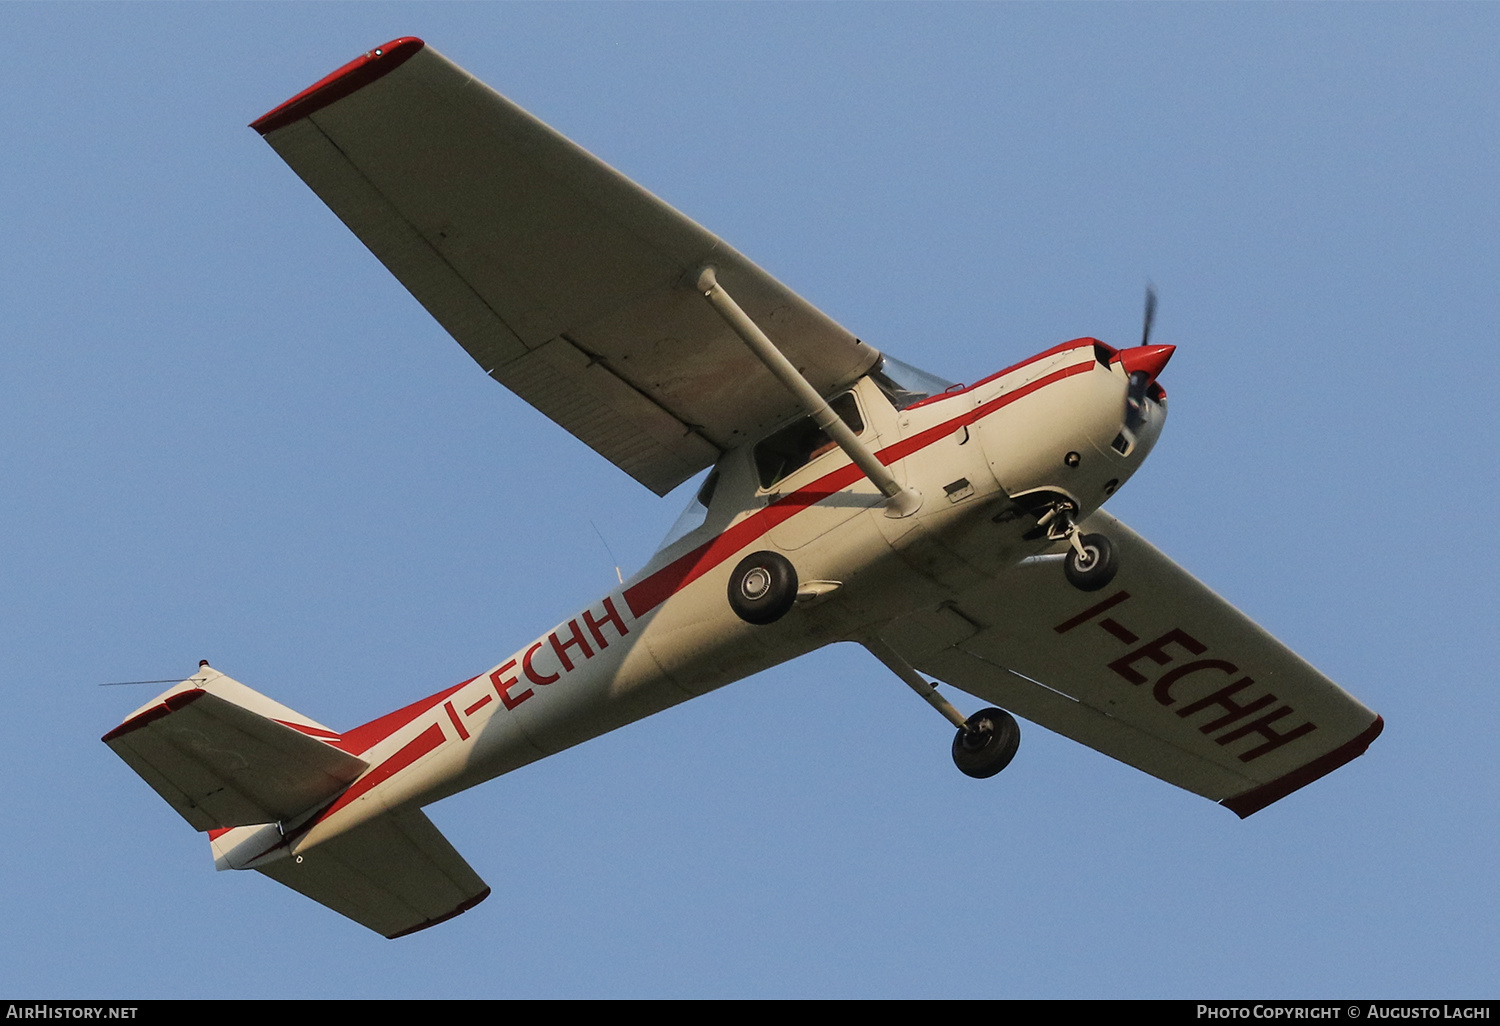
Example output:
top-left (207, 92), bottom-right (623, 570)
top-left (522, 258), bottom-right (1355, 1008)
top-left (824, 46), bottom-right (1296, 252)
top-left (590, 519), bottom-right (624, 585)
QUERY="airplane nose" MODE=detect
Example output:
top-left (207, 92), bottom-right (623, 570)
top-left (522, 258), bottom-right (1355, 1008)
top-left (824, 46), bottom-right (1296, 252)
top-left (1116, 344), bottom-right (1175, 384)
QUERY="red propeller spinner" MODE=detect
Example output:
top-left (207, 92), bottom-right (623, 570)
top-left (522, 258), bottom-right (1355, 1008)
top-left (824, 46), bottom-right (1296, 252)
top-left (1115, 343), bottom-right (1176, 385)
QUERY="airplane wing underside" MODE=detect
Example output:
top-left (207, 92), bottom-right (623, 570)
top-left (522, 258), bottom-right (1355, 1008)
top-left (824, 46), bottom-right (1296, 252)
top-left (876, 511), bottom-right (1382, 816)
top-left (253, 38), bottom-right (881, 496)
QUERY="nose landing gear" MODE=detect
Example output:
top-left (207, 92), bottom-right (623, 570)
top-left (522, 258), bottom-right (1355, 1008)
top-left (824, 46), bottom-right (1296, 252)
top-left (1063, 533), bottom-right (1118, 592)
top-left (1035, 501), bottom-right (1119, 592)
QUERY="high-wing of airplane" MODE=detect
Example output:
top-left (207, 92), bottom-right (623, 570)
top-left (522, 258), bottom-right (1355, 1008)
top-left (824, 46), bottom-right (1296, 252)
top-left (104, 38), bottom-right (1382, 939)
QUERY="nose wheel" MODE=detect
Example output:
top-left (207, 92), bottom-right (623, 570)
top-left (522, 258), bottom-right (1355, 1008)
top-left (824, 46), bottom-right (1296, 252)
top-left (1036, 502), bottom-right (1120, 592)
top-left (952, 707), bottom-right (1021, 779)
top-left (1064, 533), bottom-right (1117, 592)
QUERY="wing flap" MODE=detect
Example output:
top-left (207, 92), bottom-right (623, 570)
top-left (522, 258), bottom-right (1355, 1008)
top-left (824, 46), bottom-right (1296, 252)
top-left (880, 511), bottom-right (1381, 815)
top-left (258, 806), bottom-right (489, 938)
top-left (500, 335), bottom-right (719, 493)
top-left (103, 685), bottom-right (367, 831)
top-left (256, 40), bottom-right (880, 495)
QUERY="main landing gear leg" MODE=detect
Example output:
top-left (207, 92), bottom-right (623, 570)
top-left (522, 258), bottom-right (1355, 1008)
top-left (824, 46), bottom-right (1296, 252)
top-left (863, 638), bottom-right (1022, 780)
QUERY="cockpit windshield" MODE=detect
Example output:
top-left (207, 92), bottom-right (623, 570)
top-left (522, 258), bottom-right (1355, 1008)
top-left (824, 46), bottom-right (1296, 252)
top-left (870, 354), bottom-right (956, 410)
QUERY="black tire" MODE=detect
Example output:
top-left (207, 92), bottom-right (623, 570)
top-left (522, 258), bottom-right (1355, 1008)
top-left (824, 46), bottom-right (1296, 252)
top-left (1063, 532), bottom-right (1118, 592)
top-left (727, 551), bottom-right (798, 625)
top-left (952, 707), bottom-right (1021, 779)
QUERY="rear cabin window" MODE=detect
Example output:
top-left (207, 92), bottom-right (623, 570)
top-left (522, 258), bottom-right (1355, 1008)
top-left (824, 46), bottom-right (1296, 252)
top-left (754, 393), bottom-right (864, 490)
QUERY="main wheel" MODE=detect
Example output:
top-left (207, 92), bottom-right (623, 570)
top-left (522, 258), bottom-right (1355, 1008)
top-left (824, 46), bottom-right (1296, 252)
top-left (727, 551), bottom-right (798, 625)
top-left (1063, 532), bottom-right (1118, 592)
top-left (952, 707), bottom-right (1021, 779)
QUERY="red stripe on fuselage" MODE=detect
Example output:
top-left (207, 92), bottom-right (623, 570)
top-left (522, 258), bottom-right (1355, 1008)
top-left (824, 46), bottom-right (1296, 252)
top-left (331, 677), bottom-right (477, 756)
top-left (624, 357), bottom-right (1095, 619)
top-left (314, 722), bottom-right (446, 824)
top-left (903, 337), bottom-right (1100, 412)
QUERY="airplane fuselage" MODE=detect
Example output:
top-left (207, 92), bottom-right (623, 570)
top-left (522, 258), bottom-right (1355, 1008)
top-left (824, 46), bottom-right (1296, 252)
top-left (215, 336), bottom-right (1165, 867)
top-left (106, 38), bottom-right (1376, 940)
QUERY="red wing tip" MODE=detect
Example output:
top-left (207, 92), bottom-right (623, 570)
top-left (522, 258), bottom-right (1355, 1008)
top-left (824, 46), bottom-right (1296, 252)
top-left (1221, 715), bottom-right (1384, 818)
top-left (250, 37), bottom-right (425, 135)
top-left (101, 689), bottom-right (208, 743)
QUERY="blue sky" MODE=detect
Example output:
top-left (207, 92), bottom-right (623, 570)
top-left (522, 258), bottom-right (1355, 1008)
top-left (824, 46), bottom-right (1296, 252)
top-left (3, 3), bottom-right (1497, 998)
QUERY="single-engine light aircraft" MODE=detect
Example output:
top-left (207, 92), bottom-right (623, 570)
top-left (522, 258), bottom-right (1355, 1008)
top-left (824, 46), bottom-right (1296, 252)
top-left (105, 38), bottom-right (1382, 939)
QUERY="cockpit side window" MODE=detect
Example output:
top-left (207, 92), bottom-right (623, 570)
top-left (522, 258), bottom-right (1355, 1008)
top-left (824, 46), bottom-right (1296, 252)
top-left (753, 393), bottom-right (864, 490)
top-left (695, 467), bottom-right (720, 508)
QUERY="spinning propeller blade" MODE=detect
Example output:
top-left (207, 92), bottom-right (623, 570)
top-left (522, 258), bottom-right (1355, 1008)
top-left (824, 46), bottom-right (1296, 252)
top-left (1122, 286), bottom-right (1173, 429)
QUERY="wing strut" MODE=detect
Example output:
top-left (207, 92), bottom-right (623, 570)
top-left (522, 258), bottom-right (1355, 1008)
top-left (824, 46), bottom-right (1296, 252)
top-left (697, 266), bottom-right (922, 517)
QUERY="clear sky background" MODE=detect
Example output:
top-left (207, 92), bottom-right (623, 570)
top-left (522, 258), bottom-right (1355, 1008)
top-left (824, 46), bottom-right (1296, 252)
top-left (3, 3), bottom-right (1497, 999)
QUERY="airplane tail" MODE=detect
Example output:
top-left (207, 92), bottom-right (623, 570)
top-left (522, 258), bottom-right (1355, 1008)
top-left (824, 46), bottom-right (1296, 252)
top-left (103, 664), bottom-right (489, 938)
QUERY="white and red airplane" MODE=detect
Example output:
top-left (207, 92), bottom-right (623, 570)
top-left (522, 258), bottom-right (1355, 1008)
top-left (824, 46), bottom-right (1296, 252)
top-left (104, 38), bottom-right (1382, 939)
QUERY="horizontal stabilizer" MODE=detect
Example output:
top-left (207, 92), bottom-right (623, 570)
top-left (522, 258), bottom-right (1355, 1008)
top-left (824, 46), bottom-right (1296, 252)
top-left (102, 669), bottom-right (367, 831)
top-left (258, 805), bottom-right (490, 938)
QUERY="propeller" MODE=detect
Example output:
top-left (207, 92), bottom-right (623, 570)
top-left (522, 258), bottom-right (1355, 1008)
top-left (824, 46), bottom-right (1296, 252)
top-left (1120, 285), bottom-right (1173, 430)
